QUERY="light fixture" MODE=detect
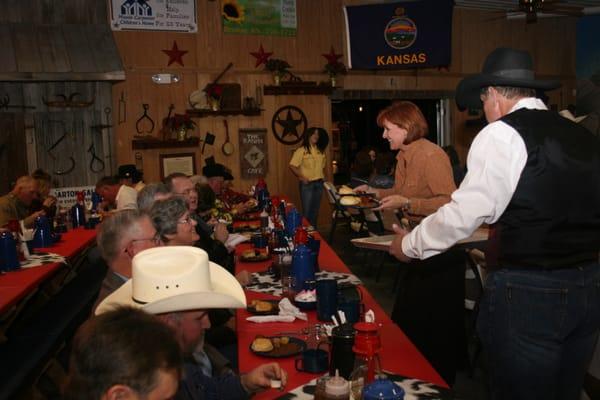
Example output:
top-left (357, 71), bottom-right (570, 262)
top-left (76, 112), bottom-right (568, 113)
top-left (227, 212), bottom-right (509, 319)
top-left (358, 105), bottom-right (363, 112)
top-left (152, 74), bottom-right (180, 84)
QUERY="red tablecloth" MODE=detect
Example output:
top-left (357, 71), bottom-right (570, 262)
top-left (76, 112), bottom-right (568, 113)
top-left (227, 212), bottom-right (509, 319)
top-left (0, 227), bottom-right (98, 314)
top-left (235, 230), bottom-right (447, 398)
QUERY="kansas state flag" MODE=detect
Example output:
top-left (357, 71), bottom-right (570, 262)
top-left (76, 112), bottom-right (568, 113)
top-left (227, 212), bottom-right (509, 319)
top-left (344, 0), bottom-right (453, 70)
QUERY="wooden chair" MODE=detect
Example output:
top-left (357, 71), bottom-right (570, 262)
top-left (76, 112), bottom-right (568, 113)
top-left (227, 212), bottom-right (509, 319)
top-left (323, 181), bottom-right (352, 244)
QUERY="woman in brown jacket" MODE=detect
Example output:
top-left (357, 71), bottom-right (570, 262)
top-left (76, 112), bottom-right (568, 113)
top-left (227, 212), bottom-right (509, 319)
top-left (357, 101), bottom-right (456, 224)
top-left (358, 101), bottom-right (466, 385)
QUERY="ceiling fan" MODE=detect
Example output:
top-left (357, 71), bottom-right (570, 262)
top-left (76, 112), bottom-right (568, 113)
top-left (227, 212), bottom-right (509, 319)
top-left (508, 0), bottom-right (584, 23)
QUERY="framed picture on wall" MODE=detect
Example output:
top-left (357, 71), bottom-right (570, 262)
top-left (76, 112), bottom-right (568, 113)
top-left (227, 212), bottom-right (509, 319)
top-left (159, 153), bottom-right (196, 179)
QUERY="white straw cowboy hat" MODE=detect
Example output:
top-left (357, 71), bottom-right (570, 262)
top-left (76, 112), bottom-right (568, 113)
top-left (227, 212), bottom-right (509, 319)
top-left (455, 47), bottom-right (560, 111)
top-left (96, 246), bottom-right (246, 315)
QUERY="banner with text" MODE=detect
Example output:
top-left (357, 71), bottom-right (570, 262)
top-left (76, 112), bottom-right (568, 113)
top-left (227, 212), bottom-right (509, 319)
top-left (343, 0), bottom-right (453, 70)
top-left (110, 0), bottom-right (197, 32)
top-left (239, 129), bottom-right (268, 179)
top-left (50, 186), bottom-right (96, 209)
top-left (223, 0), bottom-right (296, 37)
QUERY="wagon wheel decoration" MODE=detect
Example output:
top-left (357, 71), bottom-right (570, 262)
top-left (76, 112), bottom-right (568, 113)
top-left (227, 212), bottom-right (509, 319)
top-left (271, 105), bottom-right (307, 145)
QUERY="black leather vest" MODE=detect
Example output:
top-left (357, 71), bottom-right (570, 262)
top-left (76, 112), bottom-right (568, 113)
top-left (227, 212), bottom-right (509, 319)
top-left (488, 108), bottom-right (600, 269)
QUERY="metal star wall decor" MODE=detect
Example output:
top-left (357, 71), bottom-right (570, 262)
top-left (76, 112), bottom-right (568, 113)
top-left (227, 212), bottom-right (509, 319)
top-left (162, 41), bottom-right (188, 67)
top-left (250, 44), bottom-right (273, 68)
top-left (322, 46), bottom-right (343, 65)
top-left (271, 105), bottom-right (307, 145)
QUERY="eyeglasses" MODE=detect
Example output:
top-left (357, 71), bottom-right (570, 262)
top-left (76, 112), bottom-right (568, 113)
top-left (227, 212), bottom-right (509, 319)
top-left (178, 216), bottom-right (194, 225)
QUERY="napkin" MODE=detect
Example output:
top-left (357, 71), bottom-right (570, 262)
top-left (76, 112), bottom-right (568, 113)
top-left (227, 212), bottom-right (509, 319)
top-left (246, 298), bottom-right (308, 323)
top-left (246, 315), bottom-right (296, 323)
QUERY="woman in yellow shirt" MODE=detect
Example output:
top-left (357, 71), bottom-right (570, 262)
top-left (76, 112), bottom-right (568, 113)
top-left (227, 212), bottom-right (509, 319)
top-left (289, 127), bottom-right (329, 228)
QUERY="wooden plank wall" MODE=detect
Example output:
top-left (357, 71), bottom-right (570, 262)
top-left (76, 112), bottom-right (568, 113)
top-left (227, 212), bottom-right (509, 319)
top-left (0, 113), bottom-right (27, 192)
top-left (111, 2), bottom-right (577, 225)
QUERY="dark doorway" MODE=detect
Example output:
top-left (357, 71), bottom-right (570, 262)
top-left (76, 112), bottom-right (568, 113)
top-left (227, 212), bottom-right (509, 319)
top-left (331, 98), bottom-right (439, 185)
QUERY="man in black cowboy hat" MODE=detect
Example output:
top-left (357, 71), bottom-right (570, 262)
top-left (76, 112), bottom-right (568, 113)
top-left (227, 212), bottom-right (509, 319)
top-left (202, 163), bottom-right (254, 214)
top-left (388, 47), bottom-right (600, 399)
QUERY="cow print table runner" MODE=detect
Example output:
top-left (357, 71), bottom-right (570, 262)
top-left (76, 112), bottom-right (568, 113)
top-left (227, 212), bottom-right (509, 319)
top-left (245, 270), bottom-right (362, 296)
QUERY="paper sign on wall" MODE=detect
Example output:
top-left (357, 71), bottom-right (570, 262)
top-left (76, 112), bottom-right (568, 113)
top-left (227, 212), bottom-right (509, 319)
top-left (110, 0), bottom-right (197, 33)
top-left (223, 0), bottom-right (296, 37)
top-left (239, 129), bottom-right (268, 179)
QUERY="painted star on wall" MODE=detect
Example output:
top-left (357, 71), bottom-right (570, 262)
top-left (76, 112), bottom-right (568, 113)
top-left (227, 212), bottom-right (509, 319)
top-left (250, 44), bottom-right (273, 68)
top-left (322, 46), bottom-right (343, 65)
top-left (162, 41), bottom-right (188, 67)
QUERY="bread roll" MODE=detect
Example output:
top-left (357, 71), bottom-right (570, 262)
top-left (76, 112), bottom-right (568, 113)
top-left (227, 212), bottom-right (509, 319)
top-left (251, 337), bottom-right (274, 352)
top-left (254, 300), bottom-right (273, 312)
top-left (338, 185), bottom-right (354, 195)
top-left (340, 196), bottom-right (360, 206)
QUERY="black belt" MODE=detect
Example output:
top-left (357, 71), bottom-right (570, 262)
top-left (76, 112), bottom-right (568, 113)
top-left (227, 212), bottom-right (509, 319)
top-left (494, 251), bottom-right (599, 271)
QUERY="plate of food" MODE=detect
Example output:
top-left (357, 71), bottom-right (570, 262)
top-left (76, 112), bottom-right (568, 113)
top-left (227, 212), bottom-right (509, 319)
top-left (233, 211), bottom-right (261, 221)
top-left (350, 196), bottom-right (381, 209)
top-left (247, 299), bottom-right (280, 315)
top-left (233, 222), bottom-right (262, 233)
top-left (337, 185), bottom-right (379, 208)
top-left (240, 248), bottom-right (271, 262)
top-left (250, 335), bottom-right (306, 358)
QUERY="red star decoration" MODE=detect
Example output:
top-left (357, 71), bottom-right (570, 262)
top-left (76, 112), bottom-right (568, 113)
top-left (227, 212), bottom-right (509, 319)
top-left (162, 41), bottom-right (188, 67)
top-left (250, 44), bottom-right (273, 68)
top-left (322, 46), bottom-right (343, 65)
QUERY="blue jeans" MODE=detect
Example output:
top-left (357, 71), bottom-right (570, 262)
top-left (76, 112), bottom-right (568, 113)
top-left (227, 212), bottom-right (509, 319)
top-left (299, 180), bottom-right (323, 228)
top-left (477, 262), bottom-right (600, 400)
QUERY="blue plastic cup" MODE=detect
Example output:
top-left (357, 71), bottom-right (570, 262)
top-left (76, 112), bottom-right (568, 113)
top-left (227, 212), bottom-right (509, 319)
top-left (0, 231), bottom-right (20, 271)
top-left (316, 279), bottom-right (338, 322)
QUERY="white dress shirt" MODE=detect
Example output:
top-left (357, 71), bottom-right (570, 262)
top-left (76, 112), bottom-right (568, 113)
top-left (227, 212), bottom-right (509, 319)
top-left (116, 185), bottom-right (138, 210)
top-left (402, 97), bottom-right (548, 259)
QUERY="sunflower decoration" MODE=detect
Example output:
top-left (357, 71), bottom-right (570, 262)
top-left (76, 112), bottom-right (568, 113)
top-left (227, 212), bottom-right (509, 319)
top-left (222, 0), bottom-right (245, 24)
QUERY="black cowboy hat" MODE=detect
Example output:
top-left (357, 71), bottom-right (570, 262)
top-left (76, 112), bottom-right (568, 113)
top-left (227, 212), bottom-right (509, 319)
top-left (455, 47), bottom-right (561, 111)
top-left (118, 164), bottom-right (143, 181)
top-left (202, 163), bottom-right (233, 180)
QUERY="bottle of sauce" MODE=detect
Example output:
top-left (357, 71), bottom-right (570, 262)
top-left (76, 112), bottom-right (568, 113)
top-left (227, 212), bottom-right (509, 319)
top-left (71, 191), bottom-right (87, 228)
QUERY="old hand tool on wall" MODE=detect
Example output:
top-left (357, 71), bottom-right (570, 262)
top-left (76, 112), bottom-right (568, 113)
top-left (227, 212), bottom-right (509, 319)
top-left (90, 107), bottom-right (114, 175)
top-left (0, 94), bottom-right (36, 111)
top-left (136, 104), bottom-right (155, 134)
top-left (46, 120), bottom-right (75, 175)
top-left (87, 143), bottom-right (105, 173)
top-left (222, 119), bottom-right (234, 156)
top-left (118, 91), bottom-right (126, 124)
top-left (43, 93), bottom-right (94, 108)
